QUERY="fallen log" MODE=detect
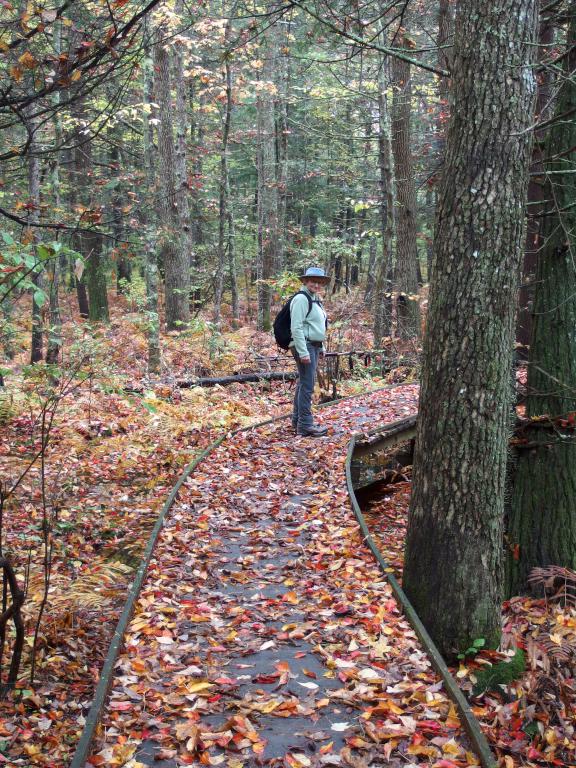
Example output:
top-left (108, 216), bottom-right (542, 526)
top-left (177, 371), bottom-right (297, 388)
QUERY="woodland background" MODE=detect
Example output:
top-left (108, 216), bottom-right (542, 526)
top-left (0, 0), bottom-right (575, 766)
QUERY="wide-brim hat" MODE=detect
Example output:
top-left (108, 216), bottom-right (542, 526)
top-left (299, 266), bottom-right (330, 284)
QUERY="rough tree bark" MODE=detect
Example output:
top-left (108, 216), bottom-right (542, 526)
top-left (173, 0), bottom-right (194, 299)
top-left (46, 19), bottom-right (63, 364)
top-left (154, 20), bottom-right (190, 330)
top-left (506, 5), bottom-right (576, 594)
top-left (214, 19), bottom-right (234, 327)
top-left (373, 68), bottom-right (394, 346)
top-left (26, 108), bottom-right (43, 364)
top-left (515, 3), bottom-right (554, 358)
top-left (403, 0), bottom-right (538, 657)
top-left (71, 99), bottom-right (109, 324)
top-left (391, 33), bottom-right (420, 339)
top-left (256, 12), bottom-right (279, 332)
top-left (143, 22), bottom-right (160, 373)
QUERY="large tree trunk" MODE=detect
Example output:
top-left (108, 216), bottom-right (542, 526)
top-left (154, 21), bottom-right (190, 331)
top-left (403, 0), bottom-right (538, 658)
top-left (256, 13), bottom-right (279, 332)
top-left (506, 6), bottom-right (576, 595)
top-left (391, 34), bottom-right (420, 339)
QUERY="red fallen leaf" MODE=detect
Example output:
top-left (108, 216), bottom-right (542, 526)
top-left (432, 761), bottom-right (460, 768)
top-left (108, 701), bottom-right (133, 711)
top-left (252, 673), bottom-right (279, 683)
top-left (417, 720), bottom-right (443, 733)
top-left (333, 603), bottom-right (352, 615)
top-left (527, 747), bottom-right (545, 760)
top-left (302, 668), bottom-right (317, 679)
top-left (214, 677), bottom-right (237, 685)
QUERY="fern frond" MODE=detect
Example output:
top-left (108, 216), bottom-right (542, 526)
top-left (528, 565), bottom-right (576, 607)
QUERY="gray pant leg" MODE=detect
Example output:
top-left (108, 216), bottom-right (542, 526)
top-left (292, 344), bottom-right (318, 431)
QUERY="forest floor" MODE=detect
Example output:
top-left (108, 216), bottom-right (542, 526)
top-left (0, 290), bottom-right (573, 767)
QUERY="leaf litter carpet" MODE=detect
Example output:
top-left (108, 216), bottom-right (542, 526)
top-left (89, 385), bottom-right (480, 768)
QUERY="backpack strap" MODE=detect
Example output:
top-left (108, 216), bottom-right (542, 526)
top-left (294, 290), bottom-right (313, 317)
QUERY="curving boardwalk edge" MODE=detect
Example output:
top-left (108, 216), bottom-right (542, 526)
top-left (345, 432), bottom-right (497, 768)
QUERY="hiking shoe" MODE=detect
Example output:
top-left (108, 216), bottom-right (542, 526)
top-left (297, 425), bottom-right (328, 437)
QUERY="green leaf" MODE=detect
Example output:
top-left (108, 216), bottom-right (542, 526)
top-left (37, 243), bottom-right (54, 260)
top-left (473, 638), bottom-right (486, 648)
top-left (33, 290), bottom-right (46, 307)
top-left (1, 232), bottom-right (14, 245)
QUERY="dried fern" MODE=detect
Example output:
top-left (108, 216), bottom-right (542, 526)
top-left (24, 559), bottom-right (133, 619)
top-left (528, 565), bottom-right (576, 608)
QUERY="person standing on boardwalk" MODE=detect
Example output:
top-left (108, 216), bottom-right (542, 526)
top-left (290, 267), bottom-right (329, 437)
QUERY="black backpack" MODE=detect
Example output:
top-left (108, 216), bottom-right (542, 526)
top-left (273, 291), bottom-right (313, 350)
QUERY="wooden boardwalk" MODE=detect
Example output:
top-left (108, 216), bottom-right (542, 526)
top-left (87, 385), bottom-right (481, 768)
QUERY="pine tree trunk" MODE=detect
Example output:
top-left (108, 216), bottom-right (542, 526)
top-left (391, 35), bottom-right (420, 339)
top-left (506, 6), bottom-right (576, 594)
top-left (173, 0), bottom-right (194, 299)
top-left (46, 20), bottom-right (63, 364)
top-left (214, 20), bottom-right (233, 327)
top-left (189, 78), bottom-right (205, 305)
top-left (26, 108), bottom-right (43, 364)
top-left (110, 141), bottom-right (130, 295)
top-left (516, 5), bottom-right (554, 359)
top-left (364, 237), bottom-right (377, 308)
top-left (256, 15), bottom-right (279, 332)
top-left (84, 231), bottom-right (109, 323)
top-left (374, 72), bottom-right (394, 346)
top-left (71, 98), bottom-right (109, 323)
top-left (276, 23), bottom-right (291, 273)
top-left (403, 0), bottom-right (538, 658)
top-left (154, 22), bottom-right (190, 331)
top-left (143, 22), bottom-right (160, 374)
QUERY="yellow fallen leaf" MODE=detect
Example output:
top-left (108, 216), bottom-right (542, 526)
top-left (187, 681), bottom-right (214, 693)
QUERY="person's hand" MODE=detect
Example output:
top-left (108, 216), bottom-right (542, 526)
top-left (300, 356), bottom-right (311, 364)
top-left (319, 349), bottom-right (325, 359)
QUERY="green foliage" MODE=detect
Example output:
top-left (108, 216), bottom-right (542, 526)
top-left (457, 637), bottom-right (485, 660)
top-left (119, 271), bottom-right (147, 312)
top-left (269, 271), bottom-right (301, 300)
top-left (472, 647), bottom-right (526, 696)
top-left (0, 235), bottom-right (80, 305)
